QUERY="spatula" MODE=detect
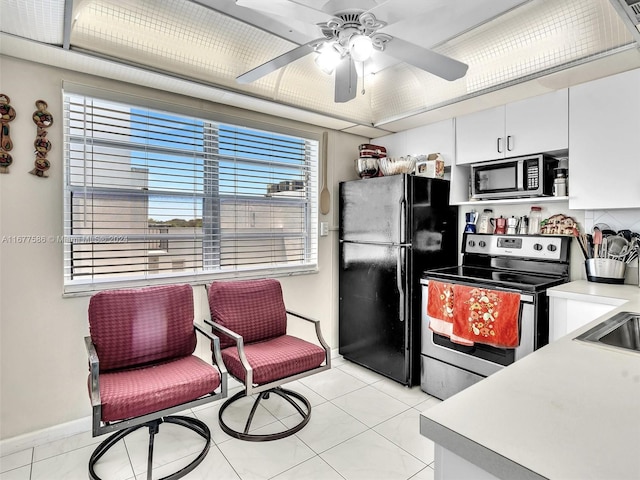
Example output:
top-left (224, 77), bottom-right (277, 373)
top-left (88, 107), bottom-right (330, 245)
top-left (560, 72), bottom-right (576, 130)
top-left (319, 131), bottom-right (330, 215)
top-left (593, 227), bottom-right (602, 258)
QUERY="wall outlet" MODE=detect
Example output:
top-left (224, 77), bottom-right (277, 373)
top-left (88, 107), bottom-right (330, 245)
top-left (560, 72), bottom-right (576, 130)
top-left (320, 222), bottom-right (329, 237)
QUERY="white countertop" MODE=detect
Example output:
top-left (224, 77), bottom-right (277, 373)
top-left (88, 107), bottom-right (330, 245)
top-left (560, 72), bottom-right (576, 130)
top-left (547, 280), bottom-right (640, 305)
top-left (420, 281), bottom-right (640, 479)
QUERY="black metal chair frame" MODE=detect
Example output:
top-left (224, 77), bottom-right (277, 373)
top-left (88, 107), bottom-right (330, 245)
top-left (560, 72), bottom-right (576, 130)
top-left (206, 310), bottom-right (331, 442)
top-left (85, 324), bottom-right (228, 480)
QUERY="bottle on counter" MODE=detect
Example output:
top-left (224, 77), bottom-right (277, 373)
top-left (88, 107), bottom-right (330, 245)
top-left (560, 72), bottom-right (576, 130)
top-left (528, 206), bottom-right (542, 235)
top-left (553, 168), bottom-right (568, 197)
top-left (477, 209), bottom-right (494, 234)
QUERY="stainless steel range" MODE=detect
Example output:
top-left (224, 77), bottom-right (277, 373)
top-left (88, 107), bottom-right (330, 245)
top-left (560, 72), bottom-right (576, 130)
top-left (420, 233), bottom-right (571, 400)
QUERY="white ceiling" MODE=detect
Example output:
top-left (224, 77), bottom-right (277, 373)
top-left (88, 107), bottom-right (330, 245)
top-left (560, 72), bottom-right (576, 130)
top-left (1, 0), bottom-right (639, 136)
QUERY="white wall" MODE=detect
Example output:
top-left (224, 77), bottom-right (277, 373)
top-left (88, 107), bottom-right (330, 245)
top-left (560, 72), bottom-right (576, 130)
top-left (0, 55), bottom-right (367, 441)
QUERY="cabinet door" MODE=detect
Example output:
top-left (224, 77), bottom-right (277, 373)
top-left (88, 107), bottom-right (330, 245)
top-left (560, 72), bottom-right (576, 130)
top-left (569, 69), bottom-right (640, 209)
top-left (506, 89), bottom-right (568, 156)
top-left (455, 106), bottom-right (505, 164)
top-left (377, 119), bottom-right (455, 166)
top-left (549, 297), bottom-right (617, 342)
top-left (406, 119), bottom-right (455, 166)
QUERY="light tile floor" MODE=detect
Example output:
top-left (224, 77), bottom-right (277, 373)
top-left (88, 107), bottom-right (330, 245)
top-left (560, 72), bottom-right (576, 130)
top-left (0, 357), bottom-right (441, 480)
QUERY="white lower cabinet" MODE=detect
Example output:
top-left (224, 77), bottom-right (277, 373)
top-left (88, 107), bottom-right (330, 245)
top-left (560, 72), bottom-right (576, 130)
top-left (435, 446), bottom-right (501, 480)
top-left (545, 281), bottom-right (640, 341)
top-left (548, 297), bottom-right (619, 342)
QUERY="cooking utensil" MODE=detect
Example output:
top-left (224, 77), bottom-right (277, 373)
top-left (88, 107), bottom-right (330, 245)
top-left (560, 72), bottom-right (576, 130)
top-left (617, 229), bottom-right (633, 241)
top-left (354, 157), bottom-right (379, 178)
top-left (574, 230), bottom-right (589, 260)
top-left (378, 156), bottom-right (416, 176)
top-left (607, 236), bottom-right (628, 257)
top-left (585, 258), bottom-right (626, 284)
top-left (319, 131), bottom-right (330, 215)
top-left (593, 227), bottom-right (602, 258)
top-left (593, 222), bottom-right (611, 232)
top-left (464, 210), bottom-right (478, 233)
top-left (506, 216), bottom-right (519, 235)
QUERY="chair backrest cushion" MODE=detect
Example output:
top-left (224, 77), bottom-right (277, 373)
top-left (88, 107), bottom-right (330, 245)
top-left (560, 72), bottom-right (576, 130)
top-left (208, 279), bottom-right (287, 349)
top-left (88, 284), bottom-right (196, 371)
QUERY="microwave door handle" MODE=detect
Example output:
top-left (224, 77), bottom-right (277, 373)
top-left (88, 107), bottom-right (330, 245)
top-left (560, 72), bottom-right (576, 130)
top-left (517, 160), bottom-right (524, 191)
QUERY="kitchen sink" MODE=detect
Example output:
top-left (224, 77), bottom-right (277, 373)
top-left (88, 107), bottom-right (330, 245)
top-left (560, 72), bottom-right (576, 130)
top-left (574, 311), bottom-right (640, 354)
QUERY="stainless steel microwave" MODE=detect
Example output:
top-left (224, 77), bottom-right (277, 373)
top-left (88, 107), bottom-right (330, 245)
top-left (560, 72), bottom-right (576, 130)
top-left (470, 154), bottom-right (558, 200)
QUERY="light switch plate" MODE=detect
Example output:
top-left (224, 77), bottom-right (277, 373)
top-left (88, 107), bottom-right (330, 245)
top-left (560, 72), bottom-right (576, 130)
top-left (320, 222), bottom-right (329, 236)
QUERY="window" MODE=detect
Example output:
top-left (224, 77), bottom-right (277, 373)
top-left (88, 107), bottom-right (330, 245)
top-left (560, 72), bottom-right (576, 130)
top-left (63, 90), bottom-right (319, 294)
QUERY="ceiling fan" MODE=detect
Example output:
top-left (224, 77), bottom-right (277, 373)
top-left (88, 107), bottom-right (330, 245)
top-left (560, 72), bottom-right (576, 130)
top-left (234, 0), bottom-right (469, 103)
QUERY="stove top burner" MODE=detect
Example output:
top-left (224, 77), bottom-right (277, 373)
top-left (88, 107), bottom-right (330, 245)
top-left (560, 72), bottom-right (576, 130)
top-left (423, 234), bottom-right (572, 292)
top-left (424, 265), bottom-right (566, 292)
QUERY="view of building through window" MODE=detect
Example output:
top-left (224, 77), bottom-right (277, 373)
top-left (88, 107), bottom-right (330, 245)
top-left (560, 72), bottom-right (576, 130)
top-left (64, 93), bottom-right (318, 290)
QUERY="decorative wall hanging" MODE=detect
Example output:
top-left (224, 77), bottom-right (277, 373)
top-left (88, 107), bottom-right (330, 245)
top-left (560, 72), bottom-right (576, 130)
top-left (30, 99), bottom-right (53, 178)
top-left (0, 93), bottom-right (16, 174)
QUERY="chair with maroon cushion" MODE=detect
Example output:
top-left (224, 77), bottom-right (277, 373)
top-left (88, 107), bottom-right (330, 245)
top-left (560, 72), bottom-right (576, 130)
top-left (85, 284), bottom-right (227, 480)
top-left (206, 278), bottom-right (331, 441)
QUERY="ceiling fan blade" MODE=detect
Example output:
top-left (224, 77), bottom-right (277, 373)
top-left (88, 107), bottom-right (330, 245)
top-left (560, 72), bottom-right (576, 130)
top-left (334, 56), bottom-right (358, 103)
top-left (235, 0), bottom-right (333, 25)
top-left (383, 37), bottom-right (468, 81)
top-left (236, 39), bottom-right (322, 84)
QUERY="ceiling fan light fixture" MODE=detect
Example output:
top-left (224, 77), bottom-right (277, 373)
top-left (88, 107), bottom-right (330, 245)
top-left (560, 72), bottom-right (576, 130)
top-left (348, 34), bottom-right (374, 62)
top-left (315, 43), bottom-right (342, 74)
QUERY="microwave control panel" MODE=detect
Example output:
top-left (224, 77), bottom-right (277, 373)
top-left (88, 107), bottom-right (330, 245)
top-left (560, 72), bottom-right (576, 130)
top-left (525, 160), bottom-right (539, 190)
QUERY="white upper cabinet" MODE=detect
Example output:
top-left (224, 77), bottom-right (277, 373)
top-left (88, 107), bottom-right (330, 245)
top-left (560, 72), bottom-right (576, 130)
top-left (568, 68), bottom-right (640, 209)
top-left (375, 118), bottom-right (455, 166)
top-left (455, 106), bottom-right (505, 164)
top-left (456, 89), bottom-right (569, 165)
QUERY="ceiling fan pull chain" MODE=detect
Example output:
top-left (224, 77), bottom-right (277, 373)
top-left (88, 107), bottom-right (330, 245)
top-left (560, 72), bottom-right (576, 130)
top-left (361, 61), bottom-right (365, 95)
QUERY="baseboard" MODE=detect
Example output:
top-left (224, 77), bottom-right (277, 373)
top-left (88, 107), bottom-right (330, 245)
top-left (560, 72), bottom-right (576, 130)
top-left (0, 416), bottom-right (92, 457)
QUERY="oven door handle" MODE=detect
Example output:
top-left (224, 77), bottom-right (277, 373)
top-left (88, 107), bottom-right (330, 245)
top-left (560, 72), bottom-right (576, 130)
top-left (397, 245), bottom-right (406, 322)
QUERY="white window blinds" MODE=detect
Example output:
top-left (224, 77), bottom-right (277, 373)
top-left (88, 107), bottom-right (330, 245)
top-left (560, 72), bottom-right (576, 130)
top-left (63, 91), bottom-right (318, 294)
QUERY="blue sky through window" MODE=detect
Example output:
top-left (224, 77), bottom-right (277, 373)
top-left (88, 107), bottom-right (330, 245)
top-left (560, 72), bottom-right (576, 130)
top-left (128, 109), bottom-right (308, 222)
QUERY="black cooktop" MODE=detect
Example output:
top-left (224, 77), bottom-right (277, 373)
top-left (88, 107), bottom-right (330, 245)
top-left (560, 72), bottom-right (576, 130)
top-left (424, 265), bottom-right (568, 292)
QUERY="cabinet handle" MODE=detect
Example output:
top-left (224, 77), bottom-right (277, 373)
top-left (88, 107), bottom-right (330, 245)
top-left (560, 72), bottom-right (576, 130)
top-left (507, 135), bottom-right (513, 151)
top-left (497, 137), bottom-right (503, 153)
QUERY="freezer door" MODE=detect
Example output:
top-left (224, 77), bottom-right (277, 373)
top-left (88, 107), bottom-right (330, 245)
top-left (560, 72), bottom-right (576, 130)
top-left (339, 175), bottom-right (407, 244)
top-left (339, 241), bottom-right (411, 385)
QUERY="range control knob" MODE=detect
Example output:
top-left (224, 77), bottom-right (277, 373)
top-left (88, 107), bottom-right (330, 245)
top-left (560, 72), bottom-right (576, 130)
top-left (468, 240), bottom-right (476, 248)
top-left (479, 241), bottom-right (487, 248)
top-left (547, 244), bottom-right (557, 252)
top-left (533, 243), bottom-right (543, 251)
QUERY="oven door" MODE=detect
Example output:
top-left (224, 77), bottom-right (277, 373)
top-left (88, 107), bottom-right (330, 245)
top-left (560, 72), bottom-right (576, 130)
top-left (420, 279), bottom-right (536, 377)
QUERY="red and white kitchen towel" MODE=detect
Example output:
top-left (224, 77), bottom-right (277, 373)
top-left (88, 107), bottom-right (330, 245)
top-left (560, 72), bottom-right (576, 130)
top-left (427, 280), bottom-right (521, 348)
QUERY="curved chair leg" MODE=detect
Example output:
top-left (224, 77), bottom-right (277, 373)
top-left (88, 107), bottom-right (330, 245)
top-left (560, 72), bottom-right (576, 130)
top-left (89, 415), bottom-right (211, 480)
top-left (218, 387), bottom-right (312, 442)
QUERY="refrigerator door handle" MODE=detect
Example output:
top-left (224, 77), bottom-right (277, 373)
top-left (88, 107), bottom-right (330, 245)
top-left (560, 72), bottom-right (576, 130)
top-left (397, 245), bottom-right (406, 322)
top-left (399, 198), bottom-right (407, 245)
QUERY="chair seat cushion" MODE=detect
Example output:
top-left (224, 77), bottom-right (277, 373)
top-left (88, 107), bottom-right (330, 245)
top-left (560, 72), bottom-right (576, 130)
top-left (96, 355), bottom-right (221, 422)
top-left (221, 335), bottom-right (326, 385)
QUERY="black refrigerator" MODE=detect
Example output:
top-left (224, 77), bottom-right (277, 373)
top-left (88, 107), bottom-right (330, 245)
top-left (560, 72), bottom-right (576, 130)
top-left (338, 174), bottom-right (458, 386)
